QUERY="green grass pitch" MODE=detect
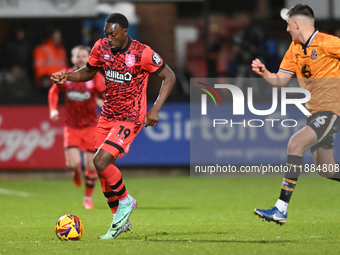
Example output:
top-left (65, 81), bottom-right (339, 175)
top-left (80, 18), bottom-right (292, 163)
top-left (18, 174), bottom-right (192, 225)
top-left (0, 174), bottom-right (339, 254)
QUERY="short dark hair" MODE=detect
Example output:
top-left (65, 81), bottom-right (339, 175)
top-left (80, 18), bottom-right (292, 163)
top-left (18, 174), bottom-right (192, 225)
top-left (105, 13), bottom-right (129, 29)
top-left (287, 4), bottom-right (314, 19)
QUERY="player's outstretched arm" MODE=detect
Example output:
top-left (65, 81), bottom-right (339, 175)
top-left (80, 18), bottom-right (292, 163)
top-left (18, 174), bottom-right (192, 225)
top-left (50, 66), bottom-right (98, 84)
top-left (251, 58), bottom-right (292, 88)
top-left (144, 64), bottom-right (176, 127)
top-left (48, 84), bottom-right (60, 121)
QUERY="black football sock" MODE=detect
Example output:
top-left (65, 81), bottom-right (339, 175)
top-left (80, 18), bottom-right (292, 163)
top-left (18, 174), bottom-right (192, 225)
top-left (278, 155), bottom-right (302, 203)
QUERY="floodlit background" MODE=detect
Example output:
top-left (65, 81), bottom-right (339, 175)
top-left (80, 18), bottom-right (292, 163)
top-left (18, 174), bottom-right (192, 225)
top-left (2, 1), bottom-right (340, 254)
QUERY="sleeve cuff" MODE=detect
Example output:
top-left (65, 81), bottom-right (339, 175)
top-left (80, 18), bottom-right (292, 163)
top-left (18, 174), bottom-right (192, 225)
top-left (86, 62), bottom-right (101, 70)
top-left (279, 68), bottom-right (295, 75)
top-left (152, 62), bottom-right (166, 75)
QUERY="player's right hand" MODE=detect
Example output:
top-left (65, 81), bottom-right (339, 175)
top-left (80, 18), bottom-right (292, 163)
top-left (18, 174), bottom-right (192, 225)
top-left (144, 108), bottom-right (159, 127)
top-left (50, 109), bottom-right (59, 121)
top-left (50, 71), bottom-right (68, 85)
top-left (251, 58), bottom-right (266, 77)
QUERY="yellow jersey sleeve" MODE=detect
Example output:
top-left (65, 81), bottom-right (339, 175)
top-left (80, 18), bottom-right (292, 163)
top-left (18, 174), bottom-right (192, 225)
top-left (279, 42), bottom-right (296, 75)
top-left (324, 34), bottom-right (340, 59)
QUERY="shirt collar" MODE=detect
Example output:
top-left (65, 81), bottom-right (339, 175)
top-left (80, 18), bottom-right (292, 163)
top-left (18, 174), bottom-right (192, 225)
top-left (301, 29), bottom-right (319, 54)
top-left (119, 37), bottom-right (132, 53)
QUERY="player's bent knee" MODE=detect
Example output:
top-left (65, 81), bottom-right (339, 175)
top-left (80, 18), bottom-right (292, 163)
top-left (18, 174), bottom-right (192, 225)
top-left (287, 138), bottom-right (310, 155)
top-left (287, 139), bottom-right (301, 155)
top-left (93, 157), bottom-right (105, 172)
top-left (93, 153), bottom-right (113, 172)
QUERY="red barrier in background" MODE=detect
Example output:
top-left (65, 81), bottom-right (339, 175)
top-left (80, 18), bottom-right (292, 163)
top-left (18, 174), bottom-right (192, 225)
top-left (0, 105), bottom-right (66, 169)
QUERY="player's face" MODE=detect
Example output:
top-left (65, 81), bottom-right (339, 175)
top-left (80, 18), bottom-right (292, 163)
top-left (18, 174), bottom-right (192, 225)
top-left (72, 49), bottom-right (89, 69)
top-left (286, 18), bottom-right (299, 41)
top-left (104, 22), bottom-right (128, 54)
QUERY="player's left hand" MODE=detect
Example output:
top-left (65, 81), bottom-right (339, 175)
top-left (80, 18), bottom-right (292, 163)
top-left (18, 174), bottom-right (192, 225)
top-left (50, 109), bottom-right (59, 121)
top-left (251, 58), bottom-right (267, 77)
top-left (50, 71), bottom-right (68, 85)
top-left (144, 109), bottom-right (159, 127)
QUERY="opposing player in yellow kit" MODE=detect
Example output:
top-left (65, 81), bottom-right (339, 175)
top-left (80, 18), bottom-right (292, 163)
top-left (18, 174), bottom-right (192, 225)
top-left (251, 4), bottom-right (340, 224)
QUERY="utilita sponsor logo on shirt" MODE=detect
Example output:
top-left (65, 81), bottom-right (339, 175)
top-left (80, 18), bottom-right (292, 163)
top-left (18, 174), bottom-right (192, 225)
top-left (105, 70), bottom-right (132, 83)
top-left (0, 116), bottom-right (63, 161)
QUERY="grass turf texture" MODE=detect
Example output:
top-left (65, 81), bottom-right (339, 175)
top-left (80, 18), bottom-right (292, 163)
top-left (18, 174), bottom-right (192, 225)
top-left (0, 175), bottom-right (339, 255)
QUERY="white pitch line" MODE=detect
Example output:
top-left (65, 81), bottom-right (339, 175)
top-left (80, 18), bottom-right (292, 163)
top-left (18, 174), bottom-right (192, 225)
top-left (0, 188), bottom-right (29, 197)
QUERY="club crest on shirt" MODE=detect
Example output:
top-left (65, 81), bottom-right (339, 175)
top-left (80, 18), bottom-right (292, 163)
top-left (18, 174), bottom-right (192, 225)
top-left (311, 49), bottom-right (317, 60)
top-left (104, 54), bottom-right (110, 60)
top-left (125, 54), bottom-right (135, 67)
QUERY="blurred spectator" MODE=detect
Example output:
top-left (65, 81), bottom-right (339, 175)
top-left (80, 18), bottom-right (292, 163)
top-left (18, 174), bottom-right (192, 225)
top-left (1, 25), bottom-right (33, 76)
top-left (207, 42), bottom-right (221, 78)
top-left (206, 13), bottom-right (251, 78)
top-left (0, 72), bottom-right (5, 100)
top-left (330, 28), bottom-right (340, 38)
top-left (33, 28), bottom-right (68, 93)
top-left (2, 66), bottom-right (33, 101)
top-left (231, 23), bottom-right (279, 99)
top-left (89, 26), bottom-right (103, 48)
top-left (232, 23), bottom-right (278, 75)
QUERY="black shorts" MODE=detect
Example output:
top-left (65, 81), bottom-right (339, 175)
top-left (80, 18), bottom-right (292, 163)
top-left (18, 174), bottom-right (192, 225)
top-left (307, 111), bottom-right (340, 152)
